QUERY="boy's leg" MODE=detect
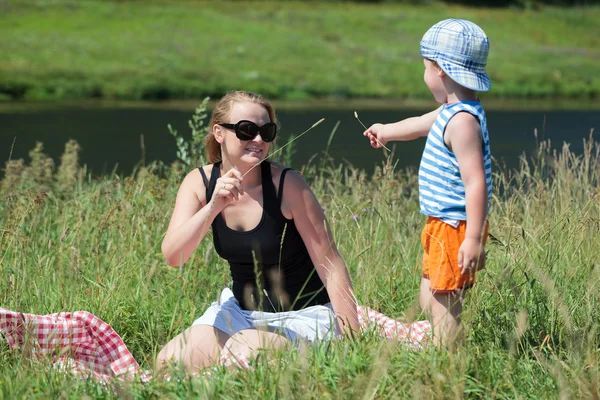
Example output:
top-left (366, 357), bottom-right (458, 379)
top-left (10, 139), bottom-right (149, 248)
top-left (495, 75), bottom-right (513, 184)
top-left (421, 218), bottom-right (475, 348)
top-left (431, 291), bottom-right (464, 348)
top-left (419, 277), bottom-right (433, 317)
top-left (419, 277), bottom-right (464, 347)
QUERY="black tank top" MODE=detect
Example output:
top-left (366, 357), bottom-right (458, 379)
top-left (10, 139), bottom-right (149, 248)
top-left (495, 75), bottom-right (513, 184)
top-left (199, 161), bottom-right (330, 312)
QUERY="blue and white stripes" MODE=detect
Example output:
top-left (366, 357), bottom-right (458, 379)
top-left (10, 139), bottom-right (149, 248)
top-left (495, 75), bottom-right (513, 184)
top-left (418, 101), bottom-right (492, 226)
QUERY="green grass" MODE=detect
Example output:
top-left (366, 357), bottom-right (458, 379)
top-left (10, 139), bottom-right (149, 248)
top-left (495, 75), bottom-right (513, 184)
top-left (1, 0), bottom-right (599, 102)
top-left (1, 117), bottom-right (599, 398)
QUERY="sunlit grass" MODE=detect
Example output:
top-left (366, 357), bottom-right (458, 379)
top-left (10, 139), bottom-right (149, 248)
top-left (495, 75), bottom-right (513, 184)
top-left (1, 120), bottom-right (599, 397)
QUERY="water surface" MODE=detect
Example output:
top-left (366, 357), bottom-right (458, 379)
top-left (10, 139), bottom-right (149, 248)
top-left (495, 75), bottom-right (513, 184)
top-left (0, 100), bottom-right (598, 177)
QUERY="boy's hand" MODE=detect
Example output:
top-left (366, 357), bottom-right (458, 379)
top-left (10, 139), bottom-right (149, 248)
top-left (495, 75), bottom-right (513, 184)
top-left (363, 123), bottom-right (388, 148)
top-left (458, 238), bottom-right (485, 276)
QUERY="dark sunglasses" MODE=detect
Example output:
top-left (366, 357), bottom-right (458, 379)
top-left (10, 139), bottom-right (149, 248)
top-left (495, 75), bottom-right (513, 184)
top-left (218, 120), bottom-right (278, 142)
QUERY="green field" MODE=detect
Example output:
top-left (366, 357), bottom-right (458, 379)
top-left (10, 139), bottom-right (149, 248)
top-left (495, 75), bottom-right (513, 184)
top-left (1, 0), bottom-right (599, 102)
top-left (1, 112), bottom-right (599, 397)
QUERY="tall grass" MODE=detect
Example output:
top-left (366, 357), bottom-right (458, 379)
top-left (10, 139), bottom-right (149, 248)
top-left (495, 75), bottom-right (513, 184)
top-left (0, 126), bottom-right (599, 398)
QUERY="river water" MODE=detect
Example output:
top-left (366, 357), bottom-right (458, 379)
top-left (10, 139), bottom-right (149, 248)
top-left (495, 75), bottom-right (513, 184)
top-left (0, 100), bottom-right (598, 177)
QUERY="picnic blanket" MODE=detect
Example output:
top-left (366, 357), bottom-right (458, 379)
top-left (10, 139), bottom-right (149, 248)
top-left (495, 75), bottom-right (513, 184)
top-left (0, 306), bottom-right (430, 382)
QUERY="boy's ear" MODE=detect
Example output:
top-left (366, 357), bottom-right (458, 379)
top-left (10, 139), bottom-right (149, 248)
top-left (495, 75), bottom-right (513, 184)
top-left (213, 125), bottom-right (225, 144)
top-left (437, 67), bottom-right (446, 77)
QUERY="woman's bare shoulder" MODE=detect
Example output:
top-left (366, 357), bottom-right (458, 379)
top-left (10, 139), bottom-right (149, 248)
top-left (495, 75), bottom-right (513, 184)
top-left (269, 162), bottom-right (308, 196)
top-left (269, 161), bottom-right (285, 178)
top-left (182, 164), bottom-right (210, 183)
top-left (179, 164), bottom-right (214, 204)
top-left (269, 161), bottom-right (302, 175)
top-left (269, 162), bottom-right (299, 186)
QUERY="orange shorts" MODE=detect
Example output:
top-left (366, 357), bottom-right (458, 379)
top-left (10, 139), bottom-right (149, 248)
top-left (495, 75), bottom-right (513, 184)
top-left (421, 217), bottom-right (488, 293)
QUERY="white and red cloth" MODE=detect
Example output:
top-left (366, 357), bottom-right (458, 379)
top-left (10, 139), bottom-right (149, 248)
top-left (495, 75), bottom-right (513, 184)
top-left (0, 306), bottom-right (430, 382)
top-left (0, 308), bottom-right (147, 381)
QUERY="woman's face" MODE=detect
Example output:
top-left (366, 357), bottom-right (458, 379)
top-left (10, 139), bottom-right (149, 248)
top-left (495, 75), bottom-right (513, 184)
top-left (218, 101), bottom-right (272, 165)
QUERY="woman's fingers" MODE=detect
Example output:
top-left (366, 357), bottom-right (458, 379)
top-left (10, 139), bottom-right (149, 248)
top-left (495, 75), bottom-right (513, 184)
top-left (218, 183), bottom-right (240, 201)
top-left (224, 167), bottom-right (243, 181)
top-left (216, 188), bottom-right (237, 203)
top-left (211, 167), bottom-right (246, 205)
top-left (215, 176), bottom-right (243, 202)
top-left (222, 168), bottom-right (244, 195)
top-left (221, 177), bottom-right (243, 193)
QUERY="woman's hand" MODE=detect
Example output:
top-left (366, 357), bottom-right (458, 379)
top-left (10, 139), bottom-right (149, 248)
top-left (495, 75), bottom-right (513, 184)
top-left (162, 166), bottom-right (244, 266)
top-left (210, 167), bottom-right (244, 211)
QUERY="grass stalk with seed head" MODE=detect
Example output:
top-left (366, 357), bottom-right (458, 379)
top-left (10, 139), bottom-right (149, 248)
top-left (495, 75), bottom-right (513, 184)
top-left (354, 111), bottom-right (391, 152)
top-left (195, 118), bottom-right (327, 268)
top-left (242, 118), bottom-right (325, 178)
top-left (2, 117), bottom-right (599, 398)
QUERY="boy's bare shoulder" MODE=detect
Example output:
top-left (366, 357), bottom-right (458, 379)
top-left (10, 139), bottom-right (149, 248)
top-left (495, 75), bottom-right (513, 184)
top-left (445, 112), bottom-right (482, 149)
top-left (449, 111), bottom-right (480, 130)
top-left (447, 112), bottom-right (481, 136)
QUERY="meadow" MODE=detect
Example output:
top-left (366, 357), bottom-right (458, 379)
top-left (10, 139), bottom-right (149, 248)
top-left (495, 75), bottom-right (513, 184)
top-left (0, 102), bottom-right (599, 398)
top-left (1, 0), bottom-right (600, 102)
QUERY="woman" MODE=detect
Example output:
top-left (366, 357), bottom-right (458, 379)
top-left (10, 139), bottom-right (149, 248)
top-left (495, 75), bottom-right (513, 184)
top-left (157, 90), bottom-right (359, 373)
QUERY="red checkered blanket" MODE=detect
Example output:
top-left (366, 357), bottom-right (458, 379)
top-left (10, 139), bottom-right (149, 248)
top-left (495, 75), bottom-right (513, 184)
top-left (0, 306), bottom-right (430, 382)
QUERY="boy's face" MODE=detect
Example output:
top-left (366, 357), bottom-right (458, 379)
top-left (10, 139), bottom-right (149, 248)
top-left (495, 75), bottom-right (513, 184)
top-left (423, 59), bottom-right (447, 103)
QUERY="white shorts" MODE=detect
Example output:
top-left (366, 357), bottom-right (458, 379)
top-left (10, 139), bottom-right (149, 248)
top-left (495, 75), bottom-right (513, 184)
top-left (192, 288), bottom-right (339, 344)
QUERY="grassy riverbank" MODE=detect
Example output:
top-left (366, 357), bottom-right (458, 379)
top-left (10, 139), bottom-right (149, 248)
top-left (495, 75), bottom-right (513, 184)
top-left (1, 122), bottom-right (599, 397)
top-left (1, 0), bottom-right (599, 102)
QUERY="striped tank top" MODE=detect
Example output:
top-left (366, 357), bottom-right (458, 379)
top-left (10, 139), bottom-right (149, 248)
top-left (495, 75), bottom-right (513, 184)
top-left (418, 101), bottom-right (492, 226)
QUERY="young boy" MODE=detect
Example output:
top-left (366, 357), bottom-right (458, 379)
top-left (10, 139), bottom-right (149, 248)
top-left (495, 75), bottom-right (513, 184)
top-left (363, 19), bottom-right (492, 346)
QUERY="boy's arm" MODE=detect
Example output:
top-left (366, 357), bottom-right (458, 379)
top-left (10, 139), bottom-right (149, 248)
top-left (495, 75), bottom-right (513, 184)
top-left (363, 106), bottom-right (442, 148)
top-left (445, 112), bottom-right (488, 275)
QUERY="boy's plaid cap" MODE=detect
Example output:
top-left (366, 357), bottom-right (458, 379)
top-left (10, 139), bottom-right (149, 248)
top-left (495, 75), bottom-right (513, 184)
top-left (420, 19), bottom-right (491, 92)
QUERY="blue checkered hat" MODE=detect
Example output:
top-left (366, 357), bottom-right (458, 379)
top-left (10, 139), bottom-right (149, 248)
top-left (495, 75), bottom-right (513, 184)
top-left (420, 19), bottom-right (491, 92)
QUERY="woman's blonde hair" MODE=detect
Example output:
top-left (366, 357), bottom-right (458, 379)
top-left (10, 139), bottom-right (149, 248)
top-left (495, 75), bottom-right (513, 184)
top-left (205, 90), bottom-right (277, 163)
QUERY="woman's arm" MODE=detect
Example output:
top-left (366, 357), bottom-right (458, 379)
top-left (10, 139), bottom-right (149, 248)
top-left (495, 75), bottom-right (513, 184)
top-left (162, 167), bottom-right (243, 266)
top-left (281, 170), bottom-right (360, 335)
